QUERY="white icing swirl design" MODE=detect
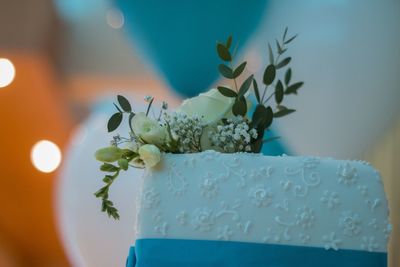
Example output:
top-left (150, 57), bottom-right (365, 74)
top-left (136, 151), bottom-right (390, 253)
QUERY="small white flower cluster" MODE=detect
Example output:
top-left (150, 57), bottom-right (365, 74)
top-left (209, 116), bottom-right (258, 153)
top-left (164, 112), bottom-right (204, 153)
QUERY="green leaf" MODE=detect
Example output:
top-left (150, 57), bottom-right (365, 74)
top-left (238, 75), bottom-right (253, 97)
top-left (284, 34), bottom-right (298, 44)
top-left (218, 64), bottom-right (234, 78)
top-left (117, 95), bottom-right (131, 112)
top-left (101, 199), bottom-right (120, 220)
top-left (268, 43), bottom-right (274, 65)
top-left (274, 108), bottom-right (296, 118)
top-left (94, 186), bottom-right (108, 198)
top-left (100, 163), bottom-right (119, 172)
top-left (284, 68), bottom-right (292, 85)
top-left (128, 113), bottom-right (134, 133)
top-left (217, 86), bottom-right (237, 97)
top-left (263, 64), bottom-right (276, 85)
top-left (226, 35), bottom-right (232, 49)
top-left (232, 97), bottom-right (247, 116)
top-left (118, 158), bottom-right (129, 171)
top-left (285, 82), bottom-right (304, 95)
top-left (107, 112), bottom-right (123, 132)
top-left (275, 80), bottom-right (284, 104)
top-left (251, 135), bottom-right (264, 153)
top-left (252, 104), bottom-right (273, 130)
top-left (276, 39), bottom-right (283, 54)
top-left (283, 27), bottom-right (288, 42)
top-left (217, 43), bottom-right (231, 61)
top-left (94, 164), bottom-right (122, 219)
top-left (253, 79), bottom-right (261, 103)
top-left (233, 61), bottom-right (247, 78)
top-left (107, 206), bottom-right (120, 220)
top-left (276, 57), bottom-right (291, 69)
top-left (252, 104), bottom-right (267, 127)
top-left (103, 175), bottom-right (113, 184)
top-left (263, 106), bottom-right (274, 129)
top-left (95, 146), bottom-right (123, 163)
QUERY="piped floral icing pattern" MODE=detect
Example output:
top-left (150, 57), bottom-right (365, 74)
top-left (249, 186), bottom-right (273, 207)
top-left (137, 151), bottom-right (390, 253)
top-left (339, 211), bottom-right (362, 237)
top-left (191, 208), bottom-right (216, 232)
top-left (142, 188), bottom-right (160, 209)
top-left (200, 173), bottom-right (219, 199)
top-left (320, 191), bottom-right (340, 210)
top-left (337, 163), bottom-right (358, 185)
top-left (295, 206), bottom-right (315, 229)
top-left (322, 232), bottom-right (341, 251)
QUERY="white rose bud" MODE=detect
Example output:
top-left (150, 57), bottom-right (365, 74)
top-left (131, 112), bottom-right (166, 145)
top-left (138, 144), bottom-right (161, 168)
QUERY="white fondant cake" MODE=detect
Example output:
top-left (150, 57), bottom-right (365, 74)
top-left (135, 151), bottom-right (391, 252)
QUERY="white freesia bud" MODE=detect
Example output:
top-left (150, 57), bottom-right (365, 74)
top-left (131, 112), bottom-right (166, 145)
top-left (138, 144), bottom-right (161, 168)
top-left (177, 88), bottom-right (235, 125)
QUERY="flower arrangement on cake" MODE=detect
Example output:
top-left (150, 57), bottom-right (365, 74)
top-left (93, 28), bottom-right (390, 267)
top-left (94, 28), bottom-right (303, 219)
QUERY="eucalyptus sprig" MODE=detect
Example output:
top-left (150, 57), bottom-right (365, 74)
top-left (216, 37), bottom-right (253, 117)
top-left (216, 27), bottom-right (304, 153)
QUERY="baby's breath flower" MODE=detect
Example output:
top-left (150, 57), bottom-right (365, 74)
top-left (164, 112), bottom-right (205, 153)
top-left (209, 116), bottom-right (257, 153)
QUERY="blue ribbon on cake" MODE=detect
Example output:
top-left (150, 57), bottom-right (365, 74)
top-left (126, 239), bottom-right (387, 267)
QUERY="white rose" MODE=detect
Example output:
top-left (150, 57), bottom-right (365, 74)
top-left (131, 112), bottom-right (166, 145)
top-left (177, 88), bottom-right (253, 151)
top-left (138, 144), bottom-right (161, 168)
top-left (177, 88), bottom-right (235, 125)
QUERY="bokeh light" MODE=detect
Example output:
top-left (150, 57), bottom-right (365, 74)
top-left (0, 58), bottom-right (16, 88)
top-left (31, 140), bottom-right (62, 173)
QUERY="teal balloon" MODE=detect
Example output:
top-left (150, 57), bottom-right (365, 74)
top-left (114, 0), bottom-right (289, 155)
top-left (114, 0), bottom-right (268, 97)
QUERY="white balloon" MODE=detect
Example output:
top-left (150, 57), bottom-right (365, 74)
top-left (56, 97), bottom-right (144, 267)
top-left (250, 0), bottom-right (400, 158)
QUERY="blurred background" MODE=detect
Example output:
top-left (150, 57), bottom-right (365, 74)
top-left (0, 0), bottom-right (399, 266)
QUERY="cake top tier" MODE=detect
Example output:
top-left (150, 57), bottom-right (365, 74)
top-left (136, 151), bottom-right (391, 253)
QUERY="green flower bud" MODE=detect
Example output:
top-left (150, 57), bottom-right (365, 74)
top-left (118, 158), bottom-right (129, 171)
top-left (95, 146), bottom-right (123, 163)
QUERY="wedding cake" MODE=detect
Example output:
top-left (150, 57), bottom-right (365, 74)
top-left (131, 152), bottom-right (390, 266)
top-left (93, 31), bottom-right (392, 266)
